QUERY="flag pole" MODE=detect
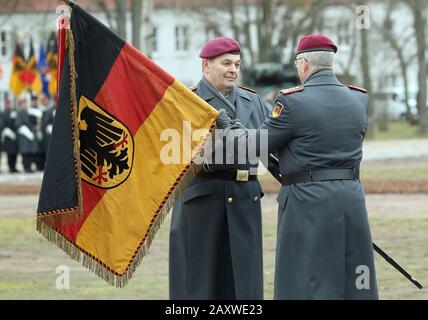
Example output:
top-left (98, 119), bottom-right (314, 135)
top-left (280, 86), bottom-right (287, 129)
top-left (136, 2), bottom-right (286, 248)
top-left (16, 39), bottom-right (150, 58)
top-left (63, 0), bottom-right (76, 8)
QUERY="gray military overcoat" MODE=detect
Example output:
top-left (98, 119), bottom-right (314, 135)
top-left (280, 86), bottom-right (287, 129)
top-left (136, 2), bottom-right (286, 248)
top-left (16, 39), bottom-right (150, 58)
top-left (222, 69), bottom-right (378, 300)
top-left (169, 79), bottom-right (279, 300)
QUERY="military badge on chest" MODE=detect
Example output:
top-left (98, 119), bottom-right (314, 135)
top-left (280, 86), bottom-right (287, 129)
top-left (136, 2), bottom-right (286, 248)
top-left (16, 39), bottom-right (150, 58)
top-left (271, 101), bottom-right (284, 118)
top-left (78, 96), bottom-right (134, 189)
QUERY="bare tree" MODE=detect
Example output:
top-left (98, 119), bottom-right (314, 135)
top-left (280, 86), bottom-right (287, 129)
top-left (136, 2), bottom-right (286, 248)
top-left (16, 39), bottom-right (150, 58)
top-left (131, 0), bottom-right (143, 49)
top-left (186, 0), bottom-right (327, 67)
top-left (116, 0), bottom-right (127, 38)
top-left (372, 0), bottom-right (415, 123)
top-left (96, 0), bottom-right (148, 49)
top-left (354, 0), bottom-right (375, 138)
top-left (407, 0), bottom-right (428, 135)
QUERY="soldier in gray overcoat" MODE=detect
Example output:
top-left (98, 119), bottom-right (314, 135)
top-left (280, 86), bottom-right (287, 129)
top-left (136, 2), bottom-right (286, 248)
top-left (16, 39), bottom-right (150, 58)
top-left (16, 98), bottom-right (40, 173)
top-left (169, 37), bottom-right (280, 300)
top-left (217, 34), bottom-right (378, 300)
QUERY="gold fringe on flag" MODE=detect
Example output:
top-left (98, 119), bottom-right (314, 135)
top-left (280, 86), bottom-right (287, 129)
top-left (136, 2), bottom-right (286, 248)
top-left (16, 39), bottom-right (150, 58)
top-left (36, 28), bottom-right (83, 227)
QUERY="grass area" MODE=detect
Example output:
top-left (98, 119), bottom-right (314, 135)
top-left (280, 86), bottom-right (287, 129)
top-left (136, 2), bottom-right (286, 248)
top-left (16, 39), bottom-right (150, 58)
top-left (0, 199), bottom-right (427, 300)
top-left (369, 121), bottom-right (426, 141)
top-left (258, 158), bottom-right (428, 182)
top-left (360, 165), bottom-right (428, 180)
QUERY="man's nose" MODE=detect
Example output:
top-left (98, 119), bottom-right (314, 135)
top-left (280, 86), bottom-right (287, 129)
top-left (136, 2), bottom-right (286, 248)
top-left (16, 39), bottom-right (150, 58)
top-left (229, 65), bottom-right (238, 73)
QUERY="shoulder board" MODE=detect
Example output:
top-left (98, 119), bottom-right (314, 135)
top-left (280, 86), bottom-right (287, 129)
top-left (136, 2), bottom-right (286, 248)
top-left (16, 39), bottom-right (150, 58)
top-left (190, 86), bottom-right (197, 92)
top-left (280, 86), bottom-right (304, 96)
top-left (238, 85), bottom-right (257, 94)
top-left (347, 85), bottom-right (368, 94)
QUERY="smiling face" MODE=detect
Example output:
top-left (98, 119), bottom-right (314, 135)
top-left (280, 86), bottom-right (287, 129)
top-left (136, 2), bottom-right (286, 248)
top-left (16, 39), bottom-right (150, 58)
top-left (202, 53), bottom-right (241, 95)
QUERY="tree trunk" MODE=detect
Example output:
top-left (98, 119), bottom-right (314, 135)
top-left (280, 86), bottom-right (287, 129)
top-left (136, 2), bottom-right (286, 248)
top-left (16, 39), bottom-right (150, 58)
top-left (360, 24), bottom-right (376, 138)
top-left (411, 0), bottom-right (428, 135)
top-left (131, 0), bottom-right (143, 49)
top-left (257, 0), bottom-right (273, 63)
top-left (116, 0), bottom-right (127, 39)
top-left (227, 0), bottom-right (240, 42)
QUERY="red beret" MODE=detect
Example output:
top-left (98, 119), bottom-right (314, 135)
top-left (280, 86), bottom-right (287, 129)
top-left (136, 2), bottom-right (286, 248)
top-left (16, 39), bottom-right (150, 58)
top-left (296, 34), bottom-right (337, 55)
top-left (199, 37), bottom-right (240, 59)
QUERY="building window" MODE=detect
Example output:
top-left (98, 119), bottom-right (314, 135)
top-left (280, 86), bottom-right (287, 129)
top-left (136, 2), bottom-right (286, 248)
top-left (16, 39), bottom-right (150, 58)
top-left (175, 25), bottom-right (190, 51)
top-left (1, 31), bottom-right (7, 56)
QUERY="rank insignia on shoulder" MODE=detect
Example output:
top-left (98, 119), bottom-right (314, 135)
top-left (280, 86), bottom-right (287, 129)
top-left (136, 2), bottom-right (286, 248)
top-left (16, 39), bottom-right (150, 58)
top-left (347, 85), bottom-right (368, 93)
top-left (271, 101), bottom-right (285, 118)
top-left (280, 86), bottom-right (304, 96)
top-left (238, 85), bottom-right (257, 93)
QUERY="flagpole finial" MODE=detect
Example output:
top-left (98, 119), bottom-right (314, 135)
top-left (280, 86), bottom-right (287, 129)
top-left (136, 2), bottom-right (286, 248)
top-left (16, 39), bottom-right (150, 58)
top-left (63, 0), bottom-right (76, 8)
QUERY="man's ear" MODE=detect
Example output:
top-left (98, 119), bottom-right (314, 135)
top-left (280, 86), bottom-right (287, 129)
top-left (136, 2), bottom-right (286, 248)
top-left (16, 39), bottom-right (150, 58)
top-left (202, 59), bottom-right (209, 74)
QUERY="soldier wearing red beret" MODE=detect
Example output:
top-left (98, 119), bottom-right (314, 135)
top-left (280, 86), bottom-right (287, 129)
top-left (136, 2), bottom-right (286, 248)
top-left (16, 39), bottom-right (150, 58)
top-left (169, 37), bottom-right (281, 300)
top-left (217, 34), bottom-right (379, 299)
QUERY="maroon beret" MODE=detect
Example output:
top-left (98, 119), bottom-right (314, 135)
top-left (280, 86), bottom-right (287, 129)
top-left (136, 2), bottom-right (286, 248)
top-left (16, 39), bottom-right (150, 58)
top-left (199, 37), bottom-right (240, 59)
top-left (296, 34), bottom-right (338, 55)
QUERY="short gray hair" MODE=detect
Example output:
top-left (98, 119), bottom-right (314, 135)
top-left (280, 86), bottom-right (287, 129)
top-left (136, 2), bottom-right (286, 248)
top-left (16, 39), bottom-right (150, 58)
top-left (296, 51), bottom-right (335, 69)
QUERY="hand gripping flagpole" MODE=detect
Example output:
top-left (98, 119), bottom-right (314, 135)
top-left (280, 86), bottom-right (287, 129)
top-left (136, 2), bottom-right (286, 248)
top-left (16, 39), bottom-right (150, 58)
top-left (268, 155), bottom-right (423, 289)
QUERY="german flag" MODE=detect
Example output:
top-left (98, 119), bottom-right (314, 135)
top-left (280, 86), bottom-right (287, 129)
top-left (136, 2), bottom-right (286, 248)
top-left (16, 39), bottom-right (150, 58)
top-left (46, 31), bottom-right (58, 99)
top-left (37, 3), bottom-right (218, 287)
top-left (20, 40), bottom-right (42, 94)
top-left (9, 43), bottom-right (27, 97)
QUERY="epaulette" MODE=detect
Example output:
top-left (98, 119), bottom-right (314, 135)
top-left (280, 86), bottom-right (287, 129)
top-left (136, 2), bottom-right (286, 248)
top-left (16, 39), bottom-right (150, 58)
top-left (280, 86), bottom-right (304, 96)
top-left (347, 85), bottom-right (368, 94)
top-left (238, 85), bottom-right (257, 93)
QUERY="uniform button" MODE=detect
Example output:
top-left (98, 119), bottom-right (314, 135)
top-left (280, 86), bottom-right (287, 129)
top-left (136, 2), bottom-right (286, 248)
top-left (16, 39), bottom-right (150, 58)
top-left (227, 197), bottom-right (233, 204)
top-left (253, 196), bottom-right (259, 202)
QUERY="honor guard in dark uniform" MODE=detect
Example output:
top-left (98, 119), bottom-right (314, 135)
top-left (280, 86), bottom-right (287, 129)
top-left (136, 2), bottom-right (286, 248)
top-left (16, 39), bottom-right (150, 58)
top-left (30, 95), bottom-right (45, 171)
top-left (169, 37), bottom-right (280, 300)
top-left (40, 95), bottom-right (54, 169)
top-left (217, 34), bottom-right (378, 300)
top-left (16, 98), bottom-right (40, 173)
top-left (1, 99), bottom-right (19, 173)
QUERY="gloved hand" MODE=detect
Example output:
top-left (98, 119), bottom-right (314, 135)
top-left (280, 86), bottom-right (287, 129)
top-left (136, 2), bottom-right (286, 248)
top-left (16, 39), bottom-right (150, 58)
top-left (216, 109), bottom-right (235, 129)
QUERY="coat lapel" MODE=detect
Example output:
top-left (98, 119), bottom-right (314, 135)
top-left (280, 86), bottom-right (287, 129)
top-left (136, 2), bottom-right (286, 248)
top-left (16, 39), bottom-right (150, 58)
top-left (235, 88), bottom-right (253, 126)
top-left (196, 80), bottom-right (236, 116)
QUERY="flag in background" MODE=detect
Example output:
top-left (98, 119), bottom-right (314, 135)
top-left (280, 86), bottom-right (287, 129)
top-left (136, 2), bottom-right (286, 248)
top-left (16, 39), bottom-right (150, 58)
top-left (39, 42), bottom-right (50, 98)
top-left (47, 31), bottom-right (58, 99)
top-left (9, 43), bottom-right (27, 97)
top-left (25, 40), bottom-right (42, 94)
top-left (37, 3), bottom-right (218, 287)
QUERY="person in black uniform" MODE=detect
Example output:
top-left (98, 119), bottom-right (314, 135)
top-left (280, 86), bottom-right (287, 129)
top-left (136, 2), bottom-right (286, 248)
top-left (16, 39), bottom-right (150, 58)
top-left (1, 99), bottom-right (19, 173)
top-left (16, 98), bottom-right (40, 173)
top-left (217, 34), bottom-right (378, 300)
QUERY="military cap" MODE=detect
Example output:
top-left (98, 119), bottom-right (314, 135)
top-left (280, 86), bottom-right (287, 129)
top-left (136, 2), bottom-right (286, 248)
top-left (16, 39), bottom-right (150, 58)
top-left (199, 37), bottom-right (240, 59)
top-left (296, 34), bottom-right (338, 55)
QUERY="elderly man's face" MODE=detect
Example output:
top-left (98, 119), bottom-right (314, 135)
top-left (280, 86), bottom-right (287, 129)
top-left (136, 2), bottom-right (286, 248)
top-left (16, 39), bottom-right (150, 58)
top-left (203, 53), bottom-right (241, 95)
